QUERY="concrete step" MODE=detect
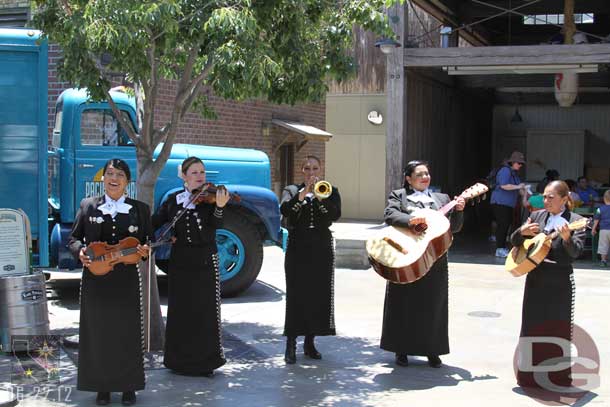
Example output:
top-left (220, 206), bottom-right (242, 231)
top-left (331, 221), bottom-right (384, 270)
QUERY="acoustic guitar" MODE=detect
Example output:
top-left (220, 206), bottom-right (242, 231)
top-left (366, 183), bottom-right (488, 284)
top-left (505, 218), bottom-right (589, 277)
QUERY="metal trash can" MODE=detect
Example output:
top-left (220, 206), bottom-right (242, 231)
top-left (0, 271), bottom-right (49, 353)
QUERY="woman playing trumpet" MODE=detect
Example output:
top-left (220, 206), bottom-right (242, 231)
top-left (280, 155), bottom-right (341, 364)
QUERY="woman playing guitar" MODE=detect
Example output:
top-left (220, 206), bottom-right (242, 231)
top-left (380, 160), bottom-right (464, 368)
top-left (69, 158), bottom-right (151, 406)
top-left (510, 180), bottom-right (586, 389)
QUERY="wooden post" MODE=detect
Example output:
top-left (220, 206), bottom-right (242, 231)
top-left (385, 2), bottom-right (408, 198)
top-left (563, 0), bottom-right (576, 44)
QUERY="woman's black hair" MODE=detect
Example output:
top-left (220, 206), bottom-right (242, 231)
top-left (402, 160), bottom-right (429, 190)
top-left (103, 158), bottom-right (131, 181)
top-left (181, 156), bottom-right (204, 174)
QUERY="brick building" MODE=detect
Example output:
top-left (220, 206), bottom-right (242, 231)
top-left (1, 2), bottom-right (330, 196)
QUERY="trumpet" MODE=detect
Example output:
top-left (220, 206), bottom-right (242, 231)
top-left (314, 180), bottom-right (332, 200)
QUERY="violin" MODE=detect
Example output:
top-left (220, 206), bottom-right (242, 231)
top-left (85, 237), bottom-right (167, 276)
top-left (191, 183), bottom-right (241, 204)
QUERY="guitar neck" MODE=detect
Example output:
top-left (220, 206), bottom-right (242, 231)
top-left (439, 200), bottom-right (457, 216)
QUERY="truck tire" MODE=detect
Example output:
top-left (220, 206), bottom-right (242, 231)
top-left (153, 211), bottom-right (263, 296)
top-left (216, 212), bottom-right (263, 297)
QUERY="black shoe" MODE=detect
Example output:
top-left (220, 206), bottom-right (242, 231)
top-left (96, 392), bottom-right (110, 406)
top-left (304, 335), bottom-right (322, 360)
top-left (427, 355), bottom-right (442, 368)
top-left (395, 354), bottom-right (409, 367)
top-left (284, 336), bottom-right (297, 364)
top-left (121, 391), bottom-right (136, 406)
top-left (201, 371), bottom-right (214, 378)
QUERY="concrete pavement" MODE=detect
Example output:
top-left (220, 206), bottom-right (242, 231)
top-left (1, 237), bottom-right (609, 406)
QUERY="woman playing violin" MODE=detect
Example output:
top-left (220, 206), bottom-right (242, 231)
top-left (152, 156), bottom-right (229, 377)
top-left (381, 160), bottom-right (464, 368)
top-left (511, 181), bottom-right (586, 388)
top-left (69, 158), bottom-right (151, 406)
top-left (280, 155), bottom-right (341, 364)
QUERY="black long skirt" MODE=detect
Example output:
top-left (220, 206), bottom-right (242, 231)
top-left (380, 254), bottom-right (449, 356)
top-left (164, 246), bottom-right (226, 374)
top-left (283, 228), bottom-right (336, 336)
top-left (77, 265), bottom-right (144, 392)
top-left (517, 263), bottom-right (574, 387)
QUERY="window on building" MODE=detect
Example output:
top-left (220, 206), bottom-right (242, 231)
top-left (0, 7), bottom-right (29, 27)
top-left (280, 144), bottom-right (294, 188)
top-left (80, 109), bottom-right (134, 147)
top-left (523, 13), bottom-right (594, 25)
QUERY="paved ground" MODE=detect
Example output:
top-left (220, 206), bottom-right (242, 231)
top-left (1, 232), bottom-right (608, 406)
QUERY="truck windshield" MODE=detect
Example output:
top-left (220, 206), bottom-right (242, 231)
top-left (80, 109), bottom-right (134, 146)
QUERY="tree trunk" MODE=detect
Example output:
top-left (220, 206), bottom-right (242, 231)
top-left (136, 157), bottom-right (165, 352)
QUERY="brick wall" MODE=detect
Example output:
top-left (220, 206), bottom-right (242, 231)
top-left (46, 46), bottom-right (327, 197)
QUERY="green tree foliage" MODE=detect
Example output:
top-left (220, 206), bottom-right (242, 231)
top-left (33, 0), bottom-right (395, 205)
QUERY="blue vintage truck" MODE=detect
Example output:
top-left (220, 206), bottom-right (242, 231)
top-left (0, 28), bottom-right (283, 296)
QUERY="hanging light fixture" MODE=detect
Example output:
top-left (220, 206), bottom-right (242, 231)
top-left (511, 93), bottom-right (523, 123)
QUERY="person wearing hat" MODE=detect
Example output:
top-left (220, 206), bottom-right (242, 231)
top-left (490, 151), bottom-right (527, 258)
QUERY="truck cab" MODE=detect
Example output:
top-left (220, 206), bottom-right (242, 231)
top-left (48, 88), bottom-right (282, 296)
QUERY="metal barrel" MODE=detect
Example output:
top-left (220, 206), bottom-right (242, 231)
top-left (0, 272), bottom-right (49, 353)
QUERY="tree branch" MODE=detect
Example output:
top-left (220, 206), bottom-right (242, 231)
top-left (181, 58), bottom-right (215, 118)
top-left (143, 36), bottom-right (158, 147)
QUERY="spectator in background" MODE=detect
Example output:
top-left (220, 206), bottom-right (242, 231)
top-left (576, 176), bottom-right (599, 205)
top-left (536, 169), bottom-right (560, 194)
top-left (592, 190), bottom-right (610, 267)
top-left (490, 151), bottom-right (527, 258)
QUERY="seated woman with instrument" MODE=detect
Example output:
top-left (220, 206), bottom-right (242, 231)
top-left (280, 155), bottom-right (341, 364)
top-left (69, 158), bottom-right (151, 406)
top-left (511, 180), bottom-right (586, 388)
top-left (152, 156), bottom-right (229, 377)
top-left (380, 160), bottom-right (464, 368)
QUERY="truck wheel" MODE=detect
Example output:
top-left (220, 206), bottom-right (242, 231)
top-left (216, 212), bottom-right (263, 297)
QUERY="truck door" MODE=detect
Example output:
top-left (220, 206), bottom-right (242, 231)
top-left (74, 105), bottom-right (137, 202)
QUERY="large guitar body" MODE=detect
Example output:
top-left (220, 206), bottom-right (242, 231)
top-left (366, 208), bottom-right (452, 284)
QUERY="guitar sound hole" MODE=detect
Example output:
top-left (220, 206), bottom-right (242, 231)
top-left (414, 223), bottom-right (428, 234)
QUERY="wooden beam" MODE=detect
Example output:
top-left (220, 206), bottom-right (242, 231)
top-left (495, 91), bottom-right (610, 105)
top-left (460, 0), bottom-right (610, 19)
top-left (563, 0), bottom-right (576, 44)
top-left (456, 72), bottom-right (610, 88)
top-left (404, 43), bottom-right (610, 67)
top-left (385, 3), bottom-right (408, 197)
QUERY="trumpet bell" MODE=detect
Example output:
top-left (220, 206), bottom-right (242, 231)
top-left (314, 180), bottom-right (332, 200)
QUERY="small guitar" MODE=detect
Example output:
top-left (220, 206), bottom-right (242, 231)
top-left (366, 183), bottom-right (488, 284)
top-left (505, 218), bottom-right (589, 277)
top-left (85, 237), bottom-right (168, 276)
